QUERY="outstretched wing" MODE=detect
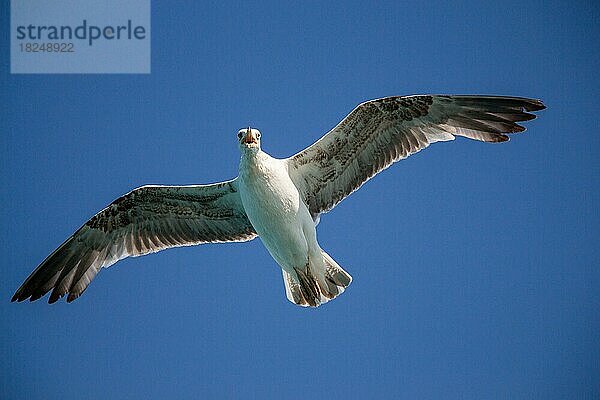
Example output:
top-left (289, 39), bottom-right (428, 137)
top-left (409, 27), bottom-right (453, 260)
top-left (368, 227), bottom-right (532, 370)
top-left (287, 95), bottom-right (545, 218)
top-left (12, 179), bottom-right (257, 303)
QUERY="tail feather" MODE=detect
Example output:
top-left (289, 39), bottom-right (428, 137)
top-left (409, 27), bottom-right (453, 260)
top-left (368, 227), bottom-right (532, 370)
top-left (322, 251), bottom-right (352, 287)
top-left (294, 267), bottom-right (321, 307)
top-left (282, 251), bottom-right (352, 307)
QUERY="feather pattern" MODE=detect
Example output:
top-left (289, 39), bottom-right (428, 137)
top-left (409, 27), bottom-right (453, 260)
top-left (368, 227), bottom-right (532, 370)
top-left (12, 179), bottom-right (257, 303)
top-left (287, 95), bottom-right (545, 217)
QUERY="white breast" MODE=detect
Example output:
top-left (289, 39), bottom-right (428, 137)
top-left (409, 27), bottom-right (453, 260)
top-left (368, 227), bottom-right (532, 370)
top-left (238, 152), bottom-right (300, 231)
top-left (238, 151), bottom-right (311, 270)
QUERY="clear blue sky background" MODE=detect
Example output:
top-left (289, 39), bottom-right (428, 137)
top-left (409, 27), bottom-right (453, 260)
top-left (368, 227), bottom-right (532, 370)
top-left (1, 1), bottom-right (598, 399)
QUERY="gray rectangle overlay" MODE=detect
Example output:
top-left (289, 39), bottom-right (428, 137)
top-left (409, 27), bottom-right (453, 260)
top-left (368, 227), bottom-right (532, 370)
top-left (11, 0), bottom-right (151, 74)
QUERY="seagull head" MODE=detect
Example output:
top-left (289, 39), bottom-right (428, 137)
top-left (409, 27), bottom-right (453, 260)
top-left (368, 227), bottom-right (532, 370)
top-left (238, 127), bottom-right (261, 151)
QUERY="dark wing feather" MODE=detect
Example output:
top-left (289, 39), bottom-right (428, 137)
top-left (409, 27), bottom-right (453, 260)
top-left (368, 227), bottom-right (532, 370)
top-left (287, 95), bottom-right (545, 217)
top-left (12, 179), bottom-right (256, 303)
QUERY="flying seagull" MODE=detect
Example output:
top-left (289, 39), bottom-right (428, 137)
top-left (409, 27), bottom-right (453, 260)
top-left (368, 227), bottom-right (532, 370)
top-left (12, 95), bottom-right (545, 307)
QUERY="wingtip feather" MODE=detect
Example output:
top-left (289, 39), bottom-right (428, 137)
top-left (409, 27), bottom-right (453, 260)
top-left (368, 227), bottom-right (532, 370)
top-left (66, 293), bottom-right (79, 303)
top-left (525, 99), bottom-right (546, 112)
top-left (48, 290), bottom-right (61, 304)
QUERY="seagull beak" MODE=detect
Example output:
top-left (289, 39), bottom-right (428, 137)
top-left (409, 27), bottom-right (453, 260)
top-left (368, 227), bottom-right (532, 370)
top-left (243, 131), bottom-right (256, 144)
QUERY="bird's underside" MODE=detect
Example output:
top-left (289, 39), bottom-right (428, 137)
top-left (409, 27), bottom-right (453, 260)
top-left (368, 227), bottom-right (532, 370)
top-left (12, 94), bottom-right (545, 306)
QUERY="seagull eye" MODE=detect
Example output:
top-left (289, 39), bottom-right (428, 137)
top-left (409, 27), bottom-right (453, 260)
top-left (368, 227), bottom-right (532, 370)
top-left (257, 133), bottom-right (261, 138)
top-left (238, 132), bottom-right (243, 139)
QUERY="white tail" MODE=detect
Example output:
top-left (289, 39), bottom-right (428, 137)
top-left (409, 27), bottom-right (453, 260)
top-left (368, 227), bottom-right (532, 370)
top-left (282, 250), bottom-right (352, 307)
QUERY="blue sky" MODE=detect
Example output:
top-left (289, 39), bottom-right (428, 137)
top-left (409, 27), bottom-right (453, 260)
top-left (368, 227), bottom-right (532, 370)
top-left (1, 1), bottom-right (598, 399)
